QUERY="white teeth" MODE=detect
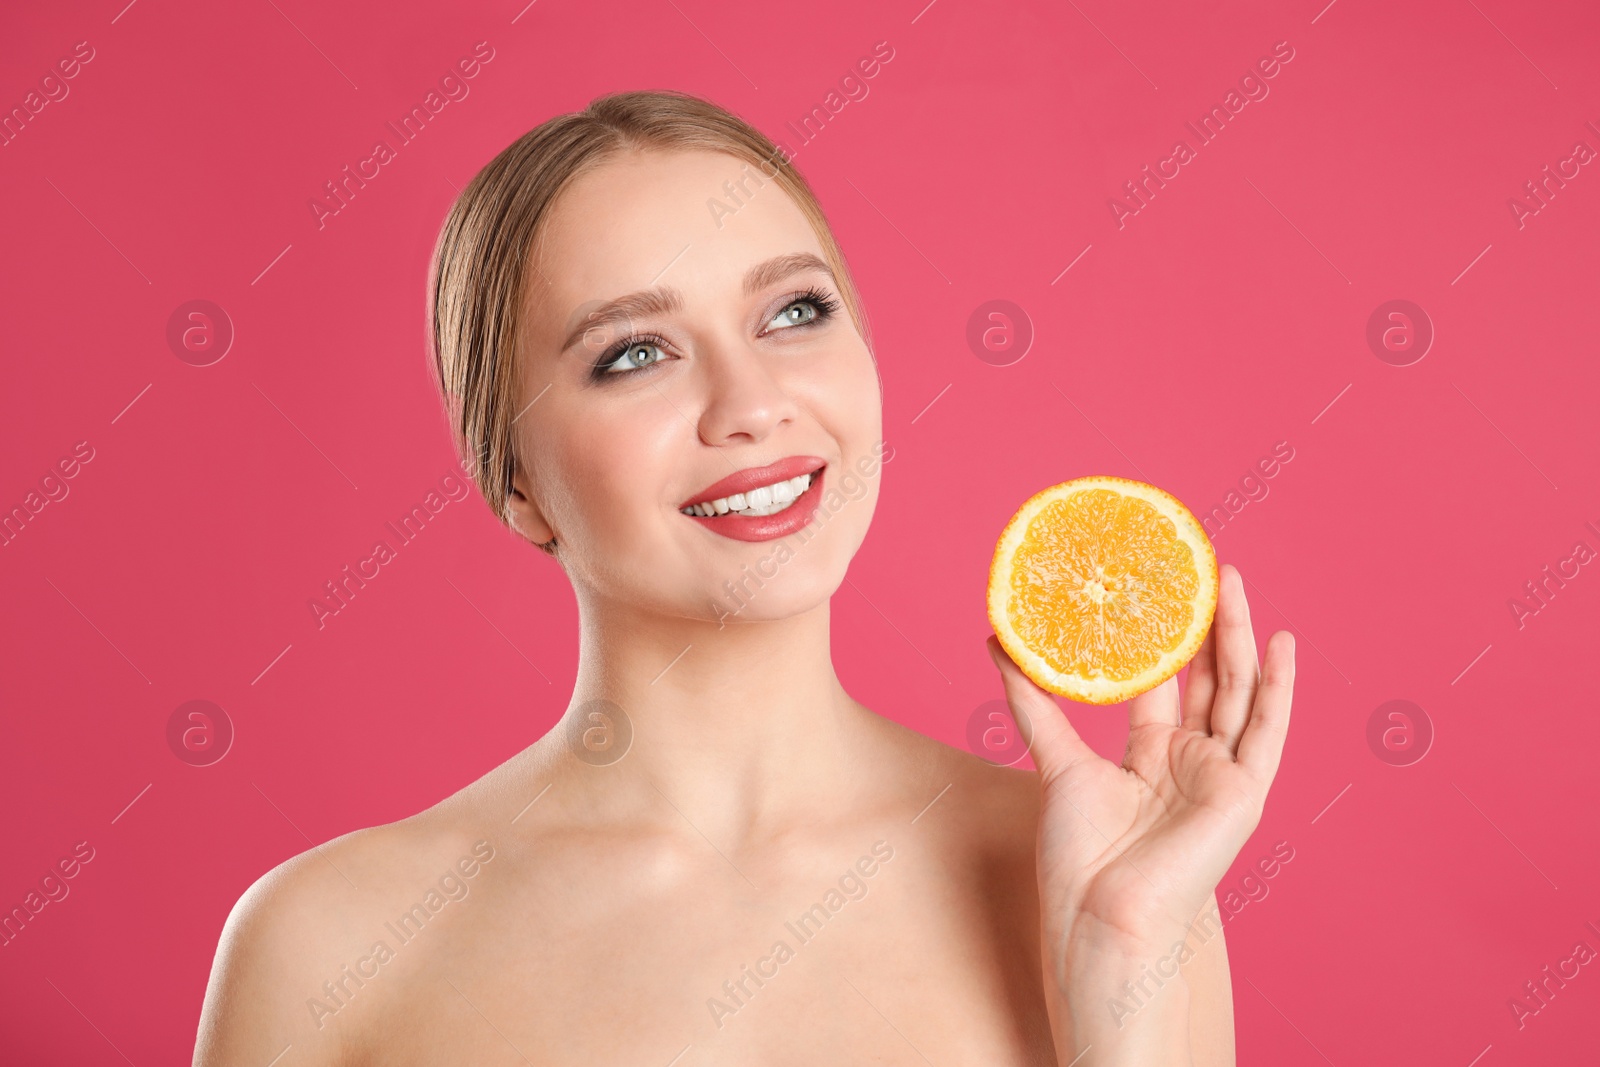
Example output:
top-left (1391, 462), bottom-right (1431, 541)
top-left (681, 471), bottom-right (816, 518)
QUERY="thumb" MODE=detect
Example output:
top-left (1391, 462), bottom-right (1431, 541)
top-left (986, 635), bottom-right (1101, 780)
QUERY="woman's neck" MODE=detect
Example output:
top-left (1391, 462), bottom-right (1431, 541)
top-left (555, 591), bottom-right (880, 846)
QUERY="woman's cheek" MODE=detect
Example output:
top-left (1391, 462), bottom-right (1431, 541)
top-left (810, 342), bottom-right (880, 434)
top-left (850, 359), bottom-right (884, 444)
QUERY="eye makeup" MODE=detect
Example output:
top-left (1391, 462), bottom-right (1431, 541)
top-left (587, 286), bottom-right (843, 381)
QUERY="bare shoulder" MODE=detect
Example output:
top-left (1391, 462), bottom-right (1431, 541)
top-left (192, 785), bottom-right (508, 1066)
top-left (863, 707), bottom-right (1042, 854)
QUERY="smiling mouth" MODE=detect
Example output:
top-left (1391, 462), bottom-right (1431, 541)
top-left (679, 465), bottom-right (825, 518)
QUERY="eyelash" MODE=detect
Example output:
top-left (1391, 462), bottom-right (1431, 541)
top-left (588, 286), bottom-right (843, 380)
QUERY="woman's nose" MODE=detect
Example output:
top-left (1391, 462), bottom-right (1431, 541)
top-left (694, 343), bottom-right (802, 447)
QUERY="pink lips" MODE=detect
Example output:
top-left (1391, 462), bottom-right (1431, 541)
top-left (681, 455), bottom-right (827, 509)
top-left (680, 455), bottom-right (827, 543)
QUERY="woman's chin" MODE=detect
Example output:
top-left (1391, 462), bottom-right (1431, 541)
top-left (693, 569), bottom-right (841, 628)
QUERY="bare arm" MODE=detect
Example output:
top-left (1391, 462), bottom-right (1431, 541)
top-left (1047, 893), bottom-right (1234, 1064)
top-left (1184, 896), bottom-right (1237, 1067)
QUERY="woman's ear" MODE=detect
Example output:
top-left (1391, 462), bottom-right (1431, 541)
top-left (505, 466), bottom-right (556, 547)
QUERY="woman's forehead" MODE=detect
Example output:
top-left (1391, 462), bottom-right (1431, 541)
top-left (529, 147), bottom-right (823, 323)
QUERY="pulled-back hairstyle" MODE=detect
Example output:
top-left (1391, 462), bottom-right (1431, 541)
top-left (427, 89), bottom-right (872, 555)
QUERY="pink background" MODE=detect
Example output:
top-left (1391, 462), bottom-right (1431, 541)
top-left (4, 0), bottom-right (1599, 1061)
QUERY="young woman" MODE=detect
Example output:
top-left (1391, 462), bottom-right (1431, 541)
top-left (194, 90), bottom-right (1294, 1066)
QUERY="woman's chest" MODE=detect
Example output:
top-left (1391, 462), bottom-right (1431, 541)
top-left (343, 844), bottom-right (1056, 1065)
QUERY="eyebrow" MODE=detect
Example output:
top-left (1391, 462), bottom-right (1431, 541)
top-left (560, 251), bottom-right (837, 354)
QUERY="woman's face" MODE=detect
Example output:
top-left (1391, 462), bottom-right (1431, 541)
top-left (508, 147), bottom-right (884, 624)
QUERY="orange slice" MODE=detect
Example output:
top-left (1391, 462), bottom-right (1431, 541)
top-left (987, 476), bottom-right (1219, 705)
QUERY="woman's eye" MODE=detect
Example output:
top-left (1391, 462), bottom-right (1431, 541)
top-left (599, 341), bottom-right (665, 375)
top-left (769, 299), bottom-right (819, 330)
top-left (594, 294), bottom-right (833, 380)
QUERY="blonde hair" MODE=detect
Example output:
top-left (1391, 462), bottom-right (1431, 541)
top-left (427, 89), bottom-right (871, 554)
